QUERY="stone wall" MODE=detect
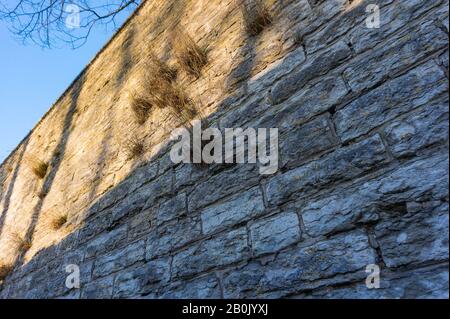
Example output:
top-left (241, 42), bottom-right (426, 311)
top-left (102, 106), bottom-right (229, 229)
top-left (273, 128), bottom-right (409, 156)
top-left (0, 0), bottom-right (448, 299)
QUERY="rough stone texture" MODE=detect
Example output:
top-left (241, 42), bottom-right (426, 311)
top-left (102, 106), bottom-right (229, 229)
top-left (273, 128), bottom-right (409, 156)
top-left (223, 230), bottom-right (377, 298)
top-left (278, 115), bottom-right (338, 168)
top-left (146, 216), bottom-right (202, 259)
top-left (335, 60), bottom-right (448, 142)
top-left (200, 187), bottom-right (265, 235)
top-left (153, 274), bottom-right (222, 299)
top-left (270, 41), bottom-right (351, 105)
top-left (0, 0), bottom-right (448, 299)
top-left (374, 202), bottom-right (449, 268)
top-left (383, 98), bottom-right (449, 158)
top-left (301, 154), bottom-right (449, 237)
top-left (265, 134), bottom-right (389, 206)
top-left (172, 228), bottom-right (250, 279)
top-left (93, 240), bottom-right (145, 278)
top-left (250, 211), bottom-right (301, 256)
top-left (300, 265), bottom-right (450, 299)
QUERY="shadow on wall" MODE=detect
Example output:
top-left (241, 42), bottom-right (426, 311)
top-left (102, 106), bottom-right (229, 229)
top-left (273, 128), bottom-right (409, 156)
top-left (0, 140), bottom-right (31, 239)
top-left (0, 0), bottom-right (298, 298)
top-left (15, 73), bottom-right (86, 270)
top-left (86, 0), bottom-right (191, 206)
top-left (0, 0), bottom-right (380, 298)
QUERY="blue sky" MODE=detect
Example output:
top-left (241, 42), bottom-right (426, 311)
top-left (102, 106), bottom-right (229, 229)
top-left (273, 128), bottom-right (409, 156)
top-left (0, 20), bottom-right (120, 164)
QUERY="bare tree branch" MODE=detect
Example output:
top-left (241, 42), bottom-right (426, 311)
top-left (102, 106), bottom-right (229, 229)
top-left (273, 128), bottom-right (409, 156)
top-left (0, 0), bottom-right (141, 48)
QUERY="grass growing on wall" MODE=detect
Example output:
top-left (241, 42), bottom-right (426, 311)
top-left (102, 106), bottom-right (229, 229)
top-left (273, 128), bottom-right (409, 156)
top-left (241, 0), bottom-right (272, 36)
top-left (26, 156), bottom-right (49, 179)
top-left (129, 91), bottom-right (153, 125)
top-left (0, 263), bottom-right (13, 282)
top-left (165, 84), bottom-right (199, 124)
top-left (172, 29), bottom-right (208, 78)
top-left (125, 137), bottom-right (145, 159)
top-left (50, 213), bottom-right (68, 230)
top-left (129, 75), bottom-right (199, 127)
top-left (147, 53), bottom-right (178, 83)
top-left (9, 232), bottom-right (32, 255)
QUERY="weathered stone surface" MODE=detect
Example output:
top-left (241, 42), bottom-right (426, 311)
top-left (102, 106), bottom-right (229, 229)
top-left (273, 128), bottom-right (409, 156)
top-left (368, 153), bottom-right (449, 204)
top-left (343, 19), bottom-right (448, 93)
top-left (93, 241), bottom-right (145, 278)
top-left (254, 76), bottom-right (348, 143)
top-left (174, 162), bottom-right (207, 190)
top-left (156, 274), bottom-right (222, 299)
top-left (85, 225), bottom-right (127, 259)
top-left (374, 202), bottom-right (449, 268)
top-left (141, 169), bottom-right (173, 208)
top-left (113, 258), bottom-right (170, 298)
top-left (436, 49), bottom-right (449, 77)
top-left (188, 164), bottom-right (260, 212)
top-left (270, 41), bottom-right (351, 105)
top-left (383, 100), bottom-right (449, 158)
top-left (348, 0), bottom-right (442, 54)
top-left (0, 0), bottom-right (448, 300)
top-left (57, 230), bottom-right (79, 254)
top-left (302, 153), bottom-right (449, 237)
top-left (219, 96), bottom-right (268, 130)
top-left (127, 161), bottom-right (159, 192)
top-left (335, 61), bottom-right (448, 142)
top-left (294, 0), bottom-right (347, 43)
top-left (113, 267), bottom-right (147, 299)
top-left (200, 187), bottom-right (265, 235)
top-left (58, 289), bottom-right (81, 299)
top-left (128, 208), bottom-right (153, 240)
top-left (246, 46), bottom-right (306, 97)
top-left (81, 275), bottom-right (114, 299)
top-left (155, 192), bottom-right (187, 226)
top-left (0, 285), bottom-right (9, 299)
top-left (304, 0), bottom-right (378, 55)
top-left (145, 216), bottom-right (202, 259)
top-left (303, 265), bottom-right (449, 299)
top-left (266, 134), bottom-right (389, 206)
top-left (172, 228), bottom-right (250, 279)
top-left (302, 192), bottom-right (379, 238)
top-left (46, 259), bottom-right (93, 299)
top-left (250, 211), bottom-right (301, 256)
top-left (223, 230), bottom-right (376, 298)
top-left (279, 115), bottom-right (337, 167)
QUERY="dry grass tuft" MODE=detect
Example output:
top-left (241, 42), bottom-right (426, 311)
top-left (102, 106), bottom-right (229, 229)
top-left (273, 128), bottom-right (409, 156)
top-left (144, 74), bottom-right (177, 110)
top-left (128, 50), bottom-right (199, 127)
top-left (140, 72), bottom-right (199, 125)
top-left (241, 0), bottom-right (272, 36)
top-left (9, 232), bottom-right (32, 254)
top-left (166, 84), bottom-right (199, 124)
top-left (172, 29), bottom-right (208, 78)
top-left (27, 156), bottom-right (48, 179)
top-left (128, 74), bottom-right (198, 126)
top-left (147, 54), bottom-right (178, 83)
top-left (50, 214), bottom-right (68, 230)
top-left (125, 137), bottom-right (145, 159)
top-left (0, 263), bottom-right (13, 282)
top-left (129, 91), bottom-right (153, 125)
top-left (128, 69), bottom-right (177, 125)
